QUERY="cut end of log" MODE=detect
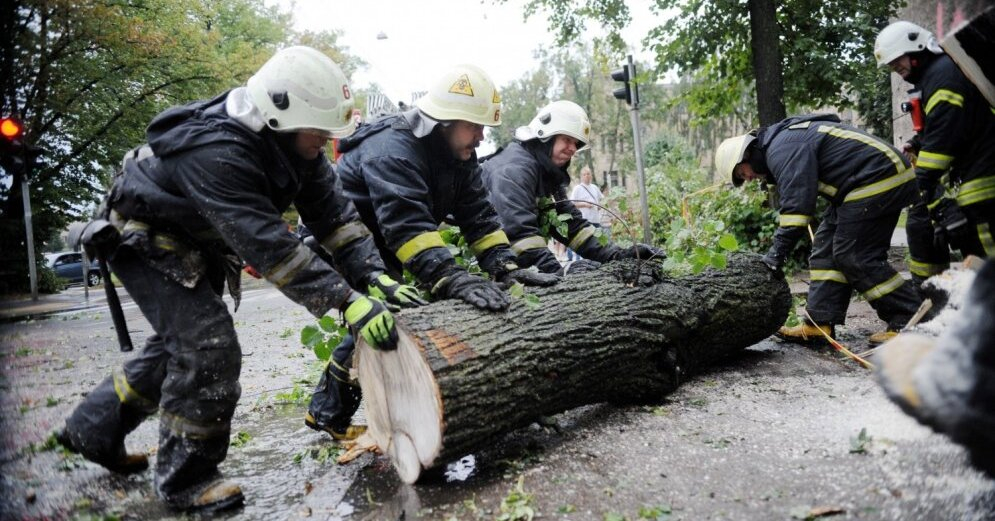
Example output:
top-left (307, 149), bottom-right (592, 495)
top-left (356, 328), bottom-right (444, 484)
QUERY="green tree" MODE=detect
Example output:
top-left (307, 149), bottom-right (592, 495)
top-left (489, 62), bottom-right (553, 149)
top-left (508, 0), bottom-right (903, 129)
top-left (0, 0), bottom-right (359, 293)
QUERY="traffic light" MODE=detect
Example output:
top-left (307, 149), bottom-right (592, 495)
top-left (611, 58), bottom-right (639, 107)
top-left (1, 116), bottom-right (26, 174)
top-left (611, 65), bottom-right (632, 105)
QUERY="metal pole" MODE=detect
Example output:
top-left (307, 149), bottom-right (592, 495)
top-left (625, 56), bottom-right (652, 244)
top-left (82, 250), bottom-right (90, 302)
top-left (22, 176), bottom-right (37, 300)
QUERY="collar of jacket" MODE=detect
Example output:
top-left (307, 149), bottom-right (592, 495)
top-left (521, 139), bottom-right (570, 187)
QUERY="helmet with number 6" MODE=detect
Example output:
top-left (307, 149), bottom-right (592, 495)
top-left (246, 46), bottom-right (356, 138)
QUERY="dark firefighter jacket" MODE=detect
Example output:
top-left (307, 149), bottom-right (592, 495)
top-left (911, 54), bottom-right (995, 211)
top-left (756, 114), bottom-right (916, 265)
top-left (480, 140), bottom-right (622, 273)
top-left (335, 109), bottom-right (517, 285)
top-left (107, 91), bottom-right (385, 317)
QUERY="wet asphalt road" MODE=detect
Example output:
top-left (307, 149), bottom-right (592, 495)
top-left (1, 282), bottom-right (994, 520)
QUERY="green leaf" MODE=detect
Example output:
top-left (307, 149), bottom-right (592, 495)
top-left (313, 341), bottom-right (332, 362)
top-left (509, 282), bottom-right (525, 298)
top-left (710, 252), bottom-right (727, 269)
top-left (524, 294), bottom-right (541, 310)
top-left (300, 325), bottom-right (321, 348)
top-left (718, 233), bottom-right (739, 251)
top-left (318, 316), bottom-right (339, 333)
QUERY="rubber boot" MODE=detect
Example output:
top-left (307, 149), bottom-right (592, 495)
top-left (164, 477), bottom-right (244, 513)
top-left (868, 330), bottom-right (899, 345)
top-left (305, 335), bottom-right (365, 441)
top-left (776, 322), bottom-right (835, 344)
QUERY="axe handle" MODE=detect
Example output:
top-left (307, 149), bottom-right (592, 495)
top-left (99, 261), bottom-right (133, 352)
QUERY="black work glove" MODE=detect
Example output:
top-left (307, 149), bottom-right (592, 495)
top-left (343, 295), bottom-right (398, 351)
top-left (760, 252), bottom-right (783, 273)
top-left (929, 198), bottom-right (970, 249)
top-left (432, 270), bottom-right (511, 311)
top-left (367, 273), bottom-right (427, 311)
top-left (618, 243), bottom-right (667, 261)
top-left (498, 268), bottom-right (560, 287)
top-left (559, 259), bottom-right (601, 276)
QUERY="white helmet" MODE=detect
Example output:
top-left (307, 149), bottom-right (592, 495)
top-left (246, 46), bottom-right (356, 138)
top-left (715, 134), bottom-right (755, 186)
top-left (514, 100), bottom-right (592, 152)
top-left (415, 64), bottom-right (502, 126)
top-left (874, 21), bottom-right (943, 66)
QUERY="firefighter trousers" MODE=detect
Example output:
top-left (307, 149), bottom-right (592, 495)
top-left (806, 206), bottom-right (921, 330)
top-left (62, 247), bottom-right (241, 504)
top-left (906, 199), bottom-right (990, 289)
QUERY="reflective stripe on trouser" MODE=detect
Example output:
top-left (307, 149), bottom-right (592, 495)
top-left (906, 201), bottom-right (953, 288)
top-left (806, 205), bottom-right (921, 329)
top-left (307, 334), bottom-right (361, 431)
top-left (62, 334), bottom-right (168, 465)
top-left (109, 247), bottom-right (241, 499)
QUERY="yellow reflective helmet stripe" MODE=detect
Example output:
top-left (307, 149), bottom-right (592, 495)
top-left (916, 150), bottom-right (954, 171)
top-left (862, 273), bottom-right (905, 301)
top-left (265, 243), bottom-right (314, 288)
top-left (568, 226), bottom-right (596, 251)
top-left (817, 125), bottom-right (904, 173)
top-left (979, 223), bottom-right (995, 257)
top-left (956, 175), bottom-right (995, 207)
top-left (908, 259), bottom-right (949, 278)
top-left (843, 167), bottom-right (915, 203)
top-left (321, 221), bottom-right (370, 252)
top-left (469, 230), bottom-right (510, 256)
top-left (396, 231), bottom-right (446, 263)
top-left (779, 214), bottom-right (811, 227)
top-left (810, 269), bottom-right (848, 284)
top-left (924, 88), bottom-right (964, 115)
top-left (510, 235), bottom-right (548, 255)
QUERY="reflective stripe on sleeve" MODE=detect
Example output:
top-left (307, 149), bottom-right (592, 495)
top-left (469, 230), bottom-right (510, 256)
top-left (924, 89), bottom-right (964, 115)
top-left (818, 182), bottom-right (838, 197)
top-left (779, 214), bottom-right (811, 227)
top-left (916, 151), bottom-right (954, 171)
top-left (810, 269), bottom-right (848, 284)
top-left (908, 259), bottom-right (949, 278)
top-left (265, 243), bottom-right (314, 288)
top-left (396, 231), bottom-right (446, 263)
top-left (510, 235), bottom-right (548, 254)
top-left (862, 273), bottom-right (906, 301)
top-left (567, 226), bottom-right (596, 251)
top-left (956, 175), bottom-right (995, 207)
top-left (320, 221), bottom-right (370, 252)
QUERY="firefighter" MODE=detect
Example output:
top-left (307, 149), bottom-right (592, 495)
top-left (716, 114), bottom-right (922, 345)
top-left (874, 21), bottom-right (995, 288)
top-left (304, 64), bottom-right (560, 440)
top-left (480, 100), bottom-right (664, 275)
top-left (56, 47), bottom-right (413, 512)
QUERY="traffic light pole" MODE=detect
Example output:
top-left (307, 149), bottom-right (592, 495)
top-left (22, 175), bottom-right (37, 300)
top-left (621, 56), bottom-right (652, 244)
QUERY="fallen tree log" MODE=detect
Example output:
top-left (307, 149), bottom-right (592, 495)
top-left (356, 252), bottom-right (791, 483)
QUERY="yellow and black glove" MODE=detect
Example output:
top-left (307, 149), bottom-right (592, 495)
top-left (344, 295), bottom-right (398, 351)
top-left (367, 273), bottom-right (427, 310)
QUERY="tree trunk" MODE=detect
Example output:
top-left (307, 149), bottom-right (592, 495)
top-left (748, 0), bottom-right (786, 126)
top-left (356, 253), bottom-right (791, 483)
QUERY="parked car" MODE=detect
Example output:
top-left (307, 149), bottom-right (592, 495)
top-left (45, 251), bottom-right (102, 286)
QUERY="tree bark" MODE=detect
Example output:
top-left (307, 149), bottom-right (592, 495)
top-left (356, 253), bottom-right (791, 483)
top-left (748, 0), bottom-right (786, 126)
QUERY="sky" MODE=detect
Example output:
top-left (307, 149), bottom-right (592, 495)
top-left (271, 0), bottom-right (664, 107)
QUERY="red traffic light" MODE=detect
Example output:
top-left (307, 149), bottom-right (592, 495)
top-left (1, 117), bottom-right (23, 140)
